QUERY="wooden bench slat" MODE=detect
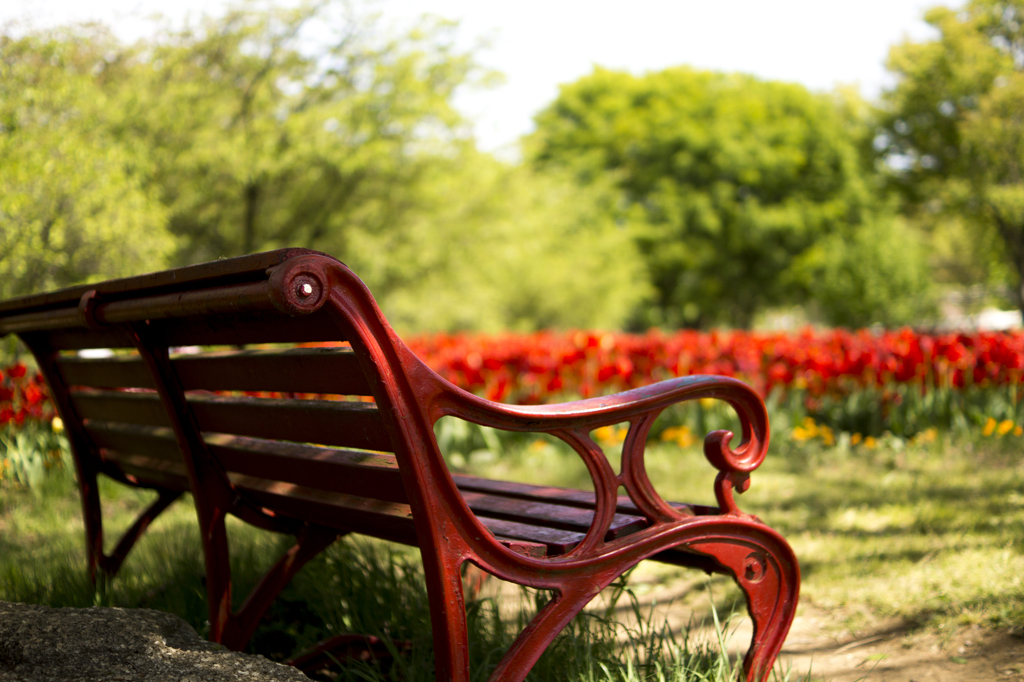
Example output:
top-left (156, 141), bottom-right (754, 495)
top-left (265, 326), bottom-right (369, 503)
top-left (207, 434), bottom-right (405, 503)
top-left (83, 422), bottom-right (407, 503)
top-left (70, 391), bottom-right (394, 453)
top-left (57, 355), bottom-right (153, 390)
top-left (233, 475), bottom-right (420, 547)
top-left (0, 249), bottom-right (317, 316)
top-left (474, 517), bottom-right (584, 555)
top-left (237, 480), bottom-right (558, 558)
top-left (149, 312), bottom-right (344, 348)
top-left (458, 490), bottom-right (648, 540)
top-left (22, 327), bottom-right (136, 351)
top-left (452, 474), bottom-right (701, 517)
top-left (34, 309), bottom-right (343, 350)
top-left (72, 390), bottom-right (170, 427)
top-left (86, 421), bottom-right (182, 463)
top-left (100, 452), bottom-right (192, 491)
top-left (57, 348), bottom-right (372, 396)
top-left (190, 396), bottom-right (394, 452)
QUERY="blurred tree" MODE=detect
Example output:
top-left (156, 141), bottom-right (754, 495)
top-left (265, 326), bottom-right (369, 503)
top-left (0, 31), bottom-right (174, 299)
top-left (102, 2), bottom-right (648, 330)
top-left (881, 0), bottom-right (1024, 320)
top-left (353, 146), bottom-right (651, 332)
top-left (529, 67), bottom-right (927, 329)
top-left (0, 6), bottom-right (650, 331)
top-left (104, 1), bottom-right (482, 265)
top-left (788, 213), bottom-right (935, 328)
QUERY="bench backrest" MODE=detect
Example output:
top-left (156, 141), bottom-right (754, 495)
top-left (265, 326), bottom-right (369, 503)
top-left (0, 249), bottom-right (773, 570)
top-left (0, 250), bottom-right (460, 548)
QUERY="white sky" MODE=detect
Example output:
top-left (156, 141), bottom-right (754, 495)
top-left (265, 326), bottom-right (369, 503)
top-left (2, 0), bottom-right (949, 154)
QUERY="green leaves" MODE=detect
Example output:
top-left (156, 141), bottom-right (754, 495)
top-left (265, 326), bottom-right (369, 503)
top-left (0, 32), bottom-right (174, 299)
top-left (882, 0), bottom-right (1024, 317)
top-left (530, 67), bottom-right (895, 328)
top-left (346, 147), bottom-right (651, 333)
top-left (102, 5), bottom-right (481, 265)
top-left (0, 5), bottom-right (648, 332)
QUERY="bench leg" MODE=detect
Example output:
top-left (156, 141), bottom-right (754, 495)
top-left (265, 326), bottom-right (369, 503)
top-left (77, 465), bottom-right (181, 583)
top-left (685, 534), bottom-right (800, 682)
top-left (222, 524), bottom-right (340, 650)
top-left (202, 514), bottom-right (340, 651)
top-left (100, 489), bottom-right (182, 577)
top-left (465, 526), bottom-right (796, 682)
top-left (76, 466), bottom-right (106, 585)
top-left (201, 509), bottom-right (237, 645)
top-left (419, 545), bottom-right (472, 682)
top-left (26, 343), bottom-right (182, 585)
top-left (484, 583), bottom-right (599, 682)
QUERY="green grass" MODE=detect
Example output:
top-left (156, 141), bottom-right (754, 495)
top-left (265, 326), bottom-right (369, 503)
top-left (441, 423), bottom-right (1024, 640)
top-left (756, 435), bottom-right (1024, 634)
top-left (0, 466), bottom-right (803, 681)
top-left (6, 426), bottom-right (1020, 679)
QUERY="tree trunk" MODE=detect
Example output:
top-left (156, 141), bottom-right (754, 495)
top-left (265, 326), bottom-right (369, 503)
top-left (1017, 254), bottom-right (1024, 327)
top-left (243, 182), bottom-right (260, 255)
top-left (989, 210), bottom-right (1024, 326)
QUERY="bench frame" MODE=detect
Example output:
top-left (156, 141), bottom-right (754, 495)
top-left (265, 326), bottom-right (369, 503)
top-left (0, 250), bottom-right (799, 682)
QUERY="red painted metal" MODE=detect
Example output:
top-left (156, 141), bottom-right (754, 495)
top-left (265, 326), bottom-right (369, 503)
top-left (0, 250), bottom-right (800, 682)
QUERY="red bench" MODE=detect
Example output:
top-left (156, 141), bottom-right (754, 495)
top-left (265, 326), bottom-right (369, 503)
top-left (0, 249), bottom-right (799, 682)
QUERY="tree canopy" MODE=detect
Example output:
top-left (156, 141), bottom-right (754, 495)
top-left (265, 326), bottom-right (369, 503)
top-left (101, 3), bottom-right (479, 265)
top-left (0, 3), bottom-right (650, 332)
top-left (0, 30), bottom-right (174, 299)
top-left (528, 67), bottom-right (932, 329)
top-left (5, 2), bottom-right (975, 331)
top-left (881, 0), bottom-right (1024, 319)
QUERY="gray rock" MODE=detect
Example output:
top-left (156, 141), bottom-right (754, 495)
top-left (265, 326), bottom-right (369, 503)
top-left (0, 601), bottom-right (310, 681)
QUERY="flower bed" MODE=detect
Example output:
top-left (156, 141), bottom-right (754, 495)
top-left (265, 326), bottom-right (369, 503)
top-left (407, 328), bottom-right (1024, 440)
top-left (4, 328), bottom-right (1023, 458)
top-left (0, 363), bottom-right (52, 428)
top-left (405, 328), bottom-right (1024, 403)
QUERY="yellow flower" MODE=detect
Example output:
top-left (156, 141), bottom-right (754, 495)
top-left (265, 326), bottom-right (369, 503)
top-left (851, 433), bottom-right (863, 445)
top-left (863, 436), bottom-right (878, 449)
top-left (699, 398), bottom-right (715, 409)
top-left (819, 425), bottom-right (835, 447)
top-left (792, 417), bottom-right (819, 442)
top-left (661, 426), bottom-right (695, 448)
top-left (997, 420), bottom-right (1015, 437)
top-left (983, 417), bottom-right (997, 437)
top-left (594, 425), bottom-right (628, 446)
top-left (529, 439), bottom-right (548, 452)
top-left (1015, 426), bottom-right (1023, 437)
top-left (51, 416), bottom-right (63, 433)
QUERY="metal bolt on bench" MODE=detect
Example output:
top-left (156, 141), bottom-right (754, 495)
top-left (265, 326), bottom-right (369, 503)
top-left (0, 249), bottom-right (799, 682)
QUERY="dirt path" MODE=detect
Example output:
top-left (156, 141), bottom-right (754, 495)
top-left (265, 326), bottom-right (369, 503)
top-left (475, 566), bottom-right (1024, 680)
top-left (610, 566), bottom-right (1024, 681)
top-left (777, 605), bottom-right (1024, 681)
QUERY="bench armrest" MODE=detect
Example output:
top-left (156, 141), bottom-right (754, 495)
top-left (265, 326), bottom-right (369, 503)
top-left (420, 368), bottom-right (769, 525)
